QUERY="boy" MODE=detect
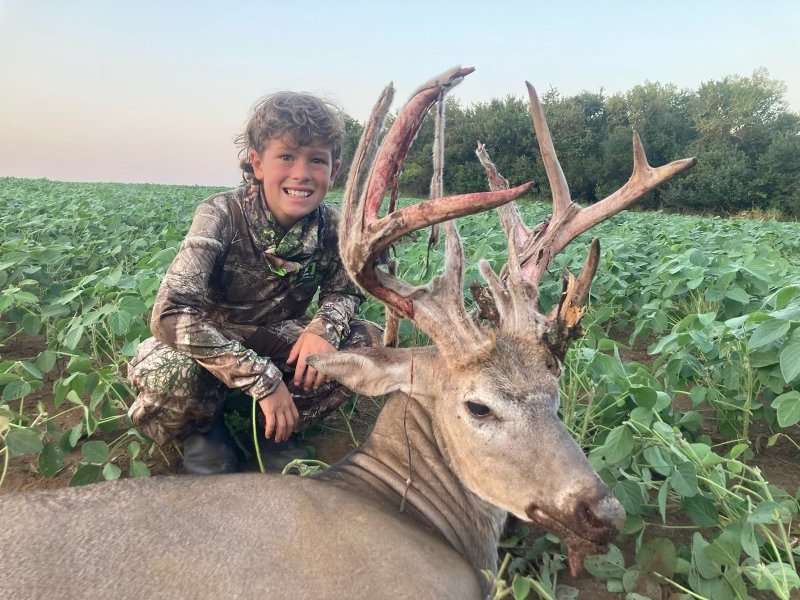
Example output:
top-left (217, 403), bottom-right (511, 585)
top-left (127, 92), bottom-right (381, 475)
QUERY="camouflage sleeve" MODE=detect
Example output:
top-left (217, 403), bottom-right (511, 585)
top-left (150, 195), bottom-right (283, 400)
top-left (305, 206), bottom-right (364, 348)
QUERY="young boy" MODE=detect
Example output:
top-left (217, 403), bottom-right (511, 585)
top-left (126, 92), bottom-right (381, 475)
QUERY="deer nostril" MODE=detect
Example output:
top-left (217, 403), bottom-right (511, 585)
top-left (574, 494), bottom-right (626, 538)
top-left (577, 501), bottom-right (606, 531)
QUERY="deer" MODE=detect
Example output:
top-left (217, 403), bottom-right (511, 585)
top-left (0, 67), bottom-right (695, 600)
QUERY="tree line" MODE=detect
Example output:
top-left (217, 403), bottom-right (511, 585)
top-left (337, 69), bottom-right (800, 217)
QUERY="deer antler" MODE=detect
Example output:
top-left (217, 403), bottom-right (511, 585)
top-left (341, 67), bottom-right (533, 365)
top-left (475, 82), bottom-right (696, 357)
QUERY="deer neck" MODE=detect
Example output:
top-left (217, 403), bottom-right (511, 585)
top-left (323, 393), bottom-right (507, 576)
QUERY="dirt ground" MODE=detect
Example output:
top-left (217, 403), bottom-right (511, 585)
top-left (3, 333), bottom-right (799, 599)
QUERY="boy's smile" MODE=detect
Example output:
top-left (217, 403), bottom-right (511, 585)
top-left (250, 135), bottom-right (340, 230)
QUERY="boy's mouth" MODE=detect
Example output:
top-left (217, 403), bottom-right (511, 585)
top-left (283, 188), bottom-right (313, 198)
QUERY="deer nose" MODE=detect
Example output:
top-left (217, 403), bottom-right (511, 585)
top-left (574, 491), bottom-right (625, 541)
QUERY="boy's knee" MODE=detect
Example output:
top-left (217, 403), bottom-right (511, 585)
top-left (127, 337), bottom-right (225, 445)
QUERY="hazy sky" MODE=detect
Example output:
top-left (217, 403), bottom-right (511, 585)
top-left (2, 1), bottom-right (798, 186)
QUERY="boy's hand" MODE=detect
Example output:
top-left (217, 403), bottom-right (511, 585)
top-left (287, 331), bottom-right (336, 391)
top-left (258, 382), bottom-right (299, 443)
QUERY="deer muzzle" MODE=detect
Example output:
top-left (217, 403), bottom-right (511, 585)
top-left (525, 485), bottom-right (624, 577)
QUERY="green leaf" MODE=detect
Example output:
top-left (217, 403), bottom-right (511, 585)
top-left (6, 427), bottom-right (44, 456)
top-left (772, 391), bottom-right (800, 428)
top-left (637, 537), bottom-right (677, 578)
top-left (38, 442), bottom-right (65, 477)
top-left (119, 296), bottom-right (147, 316)
top-left (35, 350), bottom-right (58, 374)
top-left (779, 342), bottom-right (800, 383)
top-left (102, 462), bottom-right (122, 481)
top-left (657, 480), bottom-right (669, 523)
top-left (128, 440), bottom-right (141, 460)
top-left (748, 318), bottom-right (790, 350)
top-left (584, 544), bottom-right (625, 580)
top-left (614, 480), bottom-right (643, 515)
top-left (706, 527), bottom-right (742, 568)
top-left (2, 380), bottom-right (32, 403)
top-left (670, 462), bottom-right (698, 497)
top-left (67, 354), bottom-right (92, 373)
top-left (69, 463), bottom-right (102, 487)
top-left (629, 407), bottom-right (654, 427)
top-left (725, 286), bottom-right (750, 303)
top-left (130, 460), bottom-right (151, 478)
top-left (740, 521), bottom-right (760, 561)
top-left (21, 313), bottom-right (42, 335)
top-left (512, 575), bottom-right (531, 600)
top-left (744, 561), bottom-right (800, 594)
top-left (67, 423), bottom-right (83, 448)
top-left (108, 310), bottom-right (133, 336)
top-left (622, 568), bottom-right (640, 592)
top-left (628, 385), bottom-right (657, 409)
top-left (683, 495), bottom-right (719, 527)
top-left (63, 325), bottom-right (85, 350)
top-left (81, 440), bottom-right (109, 464)
top-left (19, 360), bottom-right (44, 379)
top-left (600, 425), bottom-right (634, 465)
top-left (748, 501), bottom-right (792, 524)
top-left (692, 532), bottom-right (721, 579)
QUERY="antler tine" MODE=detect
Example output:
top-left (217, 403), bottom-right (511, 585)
top-left (551, 132), bottom-right (697, 255)
top-left (341, 84), bottom-right (395, 236)
top-left (341, 68), bottom-right (534, 327)
top-left (517, 84), bottom-right (695, 290)
top-left (474, 143), bottom-right (540, 332)
top-left (526, 83), bottom-right (572, 218)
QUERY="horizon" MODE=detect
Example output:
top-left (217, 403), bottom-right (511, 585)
top-left (2, 1), bottom-right (798, 187)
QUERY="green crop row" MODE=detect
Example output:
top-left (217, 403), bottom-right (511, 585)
top-left (1, 177), bottom-right (799, 599)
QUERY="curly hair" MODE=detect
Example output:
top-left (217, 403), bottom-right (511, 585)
top-left (236, 92), bottom-right (345, 183)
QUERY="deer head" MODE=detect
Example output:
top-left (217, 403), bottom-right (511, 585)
top-left (310, 67), bottom-right (695, 575)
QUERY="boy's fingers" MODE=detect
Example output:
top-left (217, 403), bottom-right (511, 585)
top-left (263, 408), bottom-right (276, 440)
top-left (303, 364), bottom-right (316, 390)
top-left (290, 401), bottom-right (300, 427)
top-left (293, 347), bottom-right (307, 386)
top-left (287, 338), bottom-right (301, 365)
top-left (285, 407), bottom-right (298, 433)
top-left (275, 412), bottom-right (287, 443)
top-left (314, 369), bottom-right (326, 389)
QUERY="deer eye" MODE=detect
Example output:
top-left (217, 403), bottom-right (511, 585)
top-left (466, 401), bottom-right (492, 418)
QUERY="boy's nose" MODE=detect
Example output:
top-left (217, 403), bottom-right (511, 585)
top-left (289, 159), bottom-right (311, 181)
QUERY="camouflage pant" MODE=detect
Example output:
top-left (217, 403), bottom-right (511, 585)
top-left (126, 319), bottom-right (382, 446)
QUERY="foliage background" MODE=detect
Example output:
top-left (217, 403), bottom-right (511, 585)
top-left (338, 69), bottom-right (800, 218)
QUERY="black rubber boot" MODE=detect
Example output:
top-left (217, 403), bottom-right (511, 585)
top-left (182, 419), bottom-right (240, 475)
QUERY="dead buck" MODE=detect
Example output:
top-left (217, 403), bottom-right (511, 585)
top-left (0, 67), bottom-right (694, 600)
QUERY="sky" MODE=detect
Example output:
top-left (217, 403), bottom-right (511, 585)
top-left (1, 1), bottom-right (798, 187)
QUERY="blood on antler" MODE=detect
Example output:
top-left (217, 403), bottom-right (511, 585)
top-left (475, 82), bottom-right (696, 359)
top-left (340, 67), bottom-right (533, 365)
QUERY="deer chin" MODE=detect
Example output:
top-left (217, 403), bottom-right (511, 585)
top-left (524, 504), bottom-right (615, 577)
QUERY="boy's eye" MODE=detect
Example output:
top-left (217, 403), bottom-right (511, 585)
top-left (279, 154), bottom-right (293, 161)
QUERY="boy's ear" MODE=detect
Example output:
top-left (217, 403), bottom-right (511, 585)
top-left (308, 346), bottom-right (433, 397)
top-left (250, 148), bottom-right (265, 180)
top-left (330, 159), bottom-right (342, 184)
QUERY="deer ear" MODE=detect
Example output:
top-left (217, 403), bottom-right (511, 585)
top-left (307, 347), bottom-right (428, 397)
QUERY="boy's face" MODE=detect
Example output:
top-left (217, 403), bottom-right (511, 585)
top-left (250, 135), bottom-right (340, 230)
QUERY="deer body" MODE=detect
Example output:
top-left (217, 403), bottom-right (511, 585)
top-left (0, 67), bottom-right (694, 600)
top-left (2, 391), bottom-right (501, 599)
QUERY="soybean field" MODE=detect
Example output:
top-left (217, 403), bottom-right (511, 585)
top-left (1, 176), bottom-right (800, 599)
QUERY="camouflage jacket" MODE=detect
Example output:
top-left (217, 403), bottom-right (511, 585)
top-left (150, 184), bottom-right (363, 400)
